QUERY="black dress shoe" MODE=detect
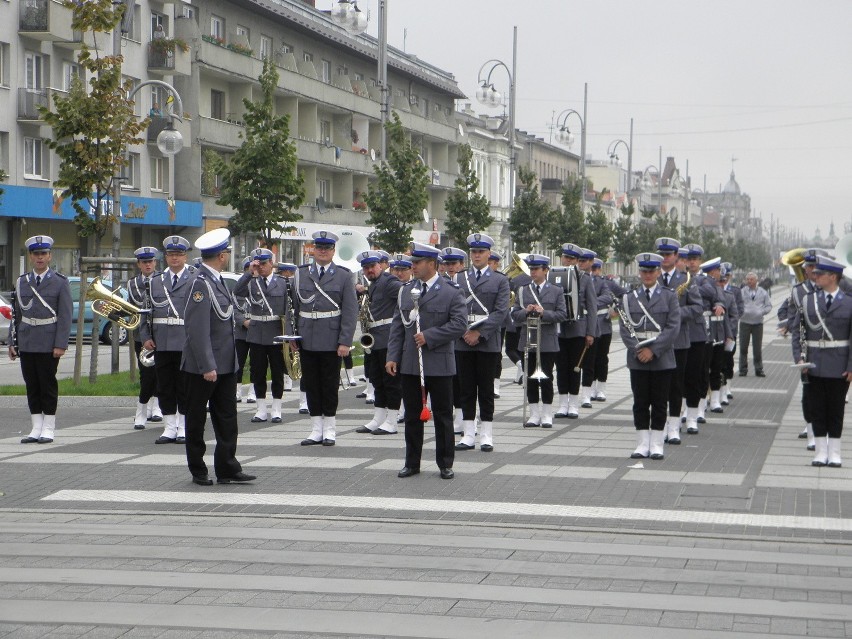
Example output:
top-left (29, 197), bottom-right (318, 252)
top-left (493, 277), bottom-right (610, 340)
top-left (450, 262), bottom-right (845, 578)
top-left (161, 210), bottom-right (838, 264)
top-left (807, 444), bottom-right (816, 451)
top-left (455, 442), bottom-right (474, 451)
top-left (541, 423), bottom-right (552, 429)
top-left (155, 436), bottom-right (177, 444)
top-left (246, 398), bottom-right (256, 404)
top-left (251, 416), bottom-right (268, 423)
top-left (217, 472), bottom-right (256, 484)
top-left (271, 416), bottom-right (282, 423)
top-left (697, 416), bottom-right (706, 424)
top-left (192, 475), bottom-right (213, 486)
top-left (755, 371), bottom-right (766, 377)
top-left (798, 431), bottom-right (809, 439)
top-left (20, 436), bottom-right (39, 444)
top-left (397, 467), bottom-right (420, 478)
top-left (175, 436), bottom-right (186, 444)
top-left (301, 438), bottom-right (322, 446)
top-left (480, 444), bottom-right (493, 452)
top-left (440, 468), bottom-right (454, 479)
top-left (523, 422), bottom-right (540, 428)
top-left (37, 437), bottom-right (53, 444)
top-left (710, 407), bottom-right (723, 414)
top-left (322, 438), bottom-right (335, 446)
top-left (355, 392), bottom-right (367, 399)
top-left (372, 428), bottom-right (397, 435)
top-left (148, 415), bottom-right (163, 422)
top-left (299, 408), bottom-right (309, 414)
top-left (650, 452), bottom-right (664, 461)
top-left (355, 426), bottom-right (373, 433)
top-left (739, 371), bottom-right (747, 377)
top-left (365, 399), bottom-right (375, 404)
top-left (554, 411), bottom-right (569, 418)
top-left (134, 424), bottom-right (145, 430)
top-left (668, 437), bottom-right (681, 445)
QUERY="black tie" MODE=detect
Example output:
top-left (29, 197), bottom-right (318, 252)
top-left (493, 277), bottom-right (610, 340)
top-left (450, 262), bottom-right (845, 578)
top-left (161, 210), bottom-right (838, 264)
top-left (172, 274), bottom-right (178, 288)
top-left (319, 266), bottom-right (325, 280)
top-left (663, 273), bottom-right (669, 287)
top-left (751, 293), bottom-right (755, 301)
top-left (645, 288), bottom-right (651, 302)
top-left (476, 270), bottom-right (481, 282)
top-left (534, 284), bottom-right (541, 297)
top-left (827, 294), bottom-right (833, 310)
top-left (261, 277), bottom-right (268, 290)
top-left (35, 275), bottom-right (41, 287)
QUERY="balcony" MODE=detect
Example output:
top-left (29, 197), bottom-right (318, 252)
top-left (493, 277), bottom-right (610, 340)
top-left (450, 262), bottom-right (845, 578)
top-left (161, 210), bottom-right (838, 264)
top-left (19, 0), bottom-right (74, 42)
top-left (198, 38), bottom-right (261, 81)
top-left (295, 138), bottom-right (373, 175)
top-left (17, 88), bottom-right (50, 121)
top-left (197, 116), bottom-right (245, 150)
top-left (147, 42), bottom-right (191, 77)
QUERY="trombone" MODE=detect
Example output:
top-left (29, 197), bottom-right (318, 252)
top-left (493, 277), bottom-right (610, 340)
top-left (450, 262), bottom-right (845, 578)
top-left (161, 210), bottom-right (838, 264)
top-left (521, 309), bottom-right (549, 426)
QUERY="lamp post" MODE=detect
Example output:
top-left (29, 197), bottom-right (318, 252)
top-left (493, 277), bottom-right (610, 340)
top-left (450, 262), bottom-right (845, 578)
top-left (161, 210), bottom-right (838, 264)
top-left (669, 174), bottom-right (688, 234)
top-left (554, 84), bottom-right (588, 210)
top-left (607, 137), bottom-right (632, 195)
top-left (639, 165), bottom-right (662, 217)
top-left (475, 26), bottom-right (517, 253)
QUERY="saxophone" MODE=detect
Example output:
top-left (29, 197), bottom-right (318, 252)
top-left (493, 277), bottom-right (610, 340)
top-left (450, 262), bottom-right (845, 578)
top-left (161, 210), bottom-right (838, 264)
top-left (676, 270), bottom-right (691, 297)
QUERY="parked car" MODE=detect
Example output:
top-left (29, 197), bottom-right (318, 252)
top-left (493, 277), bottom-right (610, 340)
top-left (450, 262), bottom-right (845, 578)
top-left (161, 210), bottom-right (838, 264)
top-left (0, 293), bottom-right (11, 345)
top-left (68, 277), bottom-right (130, 345)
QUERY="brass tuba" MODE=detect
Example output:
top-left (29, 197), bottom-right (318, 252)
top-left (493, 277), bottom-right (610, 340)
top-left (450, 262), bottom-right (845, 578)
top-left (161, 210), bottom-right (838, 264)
top-left (781, 248), bottom-right (807, 283)
top-left (358, 292), bottom-right (374, 353)
top-left (87, 277), bottom-right (143, 331)
top-left (274, 278), bottom-right (302, 379)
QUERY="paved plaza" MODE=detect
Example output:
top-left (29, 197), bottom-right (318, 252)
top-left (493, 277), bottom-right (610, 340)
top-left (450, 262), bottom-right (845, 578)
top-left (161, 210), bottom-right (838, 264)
top-left (1, 298), bottom-right (852, 637)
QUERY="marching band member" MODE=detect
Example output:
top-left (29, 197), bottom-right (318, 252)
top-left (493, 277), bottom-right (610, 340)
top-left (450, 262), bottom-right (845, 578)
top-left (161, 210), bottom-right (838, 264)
top-left (700, 258), bottom-right (733, 414)
top-left (278, 262), bottom-right (298, 392)
top-left (140, 236), bottom-right (195, 445)
top-left (232, 248), bottom-right (288, 424)
top-left (440, 246), bottom-right (467, 432)
top-left (182, 228), bottom-right (255, 486)
top-left (507, 258), bottom-right (533, 386)
top-left (127, 246), bottom-right (163, 429)
top-left (576, 249), bottom-right (604, 407)
top-left (234, 256), bottom-right (255, 404)
top-left (10, 235), bottom-right (73, 444)
top-left (589, 259), bottom-right (614, 402)
top-left (295, 231), bottom-right (358, 446)
top-left (619, 253), bottom-right (680, 460)
top-left (354, 250), bottom-right (403, 435)
top-left (555, 243), bottom-right (598, 419)
top-left (390, 254), bottom-right (413, 425)
top-left (454, 234), bottom-right (510, 452)
top-left (386, 242), bottom-right (468, 479)
top-left (791, 255), bottom-right (852, 467)
top-left (655, 238), bottom-right (701, 445)
top-left (488, 252), bottom-right (507, 398)
top-left (720, 263), bottom-right (744, 404)
top-left (512, 254), bottom-right (567, 428)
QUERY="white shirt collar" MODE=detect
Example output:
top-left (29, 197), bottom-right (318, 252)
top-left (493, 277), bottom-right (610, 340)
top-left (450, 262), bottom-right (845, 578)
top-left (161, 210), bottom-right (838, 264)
top-left (201, 263), bottom-right (219, 281)
top-left (644, 282), bottom-right (658, 296)
top-left (423, 273), bottom-right (440, 289)
top-left (169, 266), bottom-right (187, 280)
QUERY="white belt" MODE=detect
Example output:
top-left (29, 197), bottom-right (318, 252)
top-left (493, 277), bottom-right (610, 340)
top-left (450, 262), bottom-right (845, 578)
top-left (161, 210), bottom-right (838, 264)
top-left (597, 308), bottom-right (609, 316)
top-left (153, 317), bottom-right (184, 326)
top-left (710, 316), bottom-right (725, 322)
top-left (468, 314), bottom-right (489, 323)
top-left (702, 311), bottom-right (712, 317)
top-left (21, 316), bottom-right (57, 326)
top-left (806, 339), bottom-right (850, 348)
top-left (367, 318), bottom-right (393, 329)
top-left (248, 314), bottom-right (281, 322)
top-left (300, 310), bottom-right (341, 320)
top-left (634, 331), bottom-right (658, 340)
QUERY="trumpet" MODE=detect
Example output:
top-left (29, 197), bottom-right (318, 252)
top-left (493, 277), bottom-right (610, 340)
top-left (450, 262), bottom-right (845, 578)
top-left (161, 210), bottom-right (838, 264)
top-left (87, 277), bottom-right (144, 331)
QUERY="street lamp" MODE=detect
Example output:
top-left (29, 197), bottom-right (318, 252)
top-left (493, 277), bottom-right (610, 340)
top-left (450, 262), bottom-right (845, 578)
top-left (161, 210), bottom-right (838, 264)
top-left (607, 135), bottom-right (632, 194)
top-left (330, 0), bottom-right (369, 34)
top-left (669, 174), bottom-right (688, 233)
top-left (639, 164), bottom-right (663, 216)
top-left (553, 84), bottom-right (588, 211)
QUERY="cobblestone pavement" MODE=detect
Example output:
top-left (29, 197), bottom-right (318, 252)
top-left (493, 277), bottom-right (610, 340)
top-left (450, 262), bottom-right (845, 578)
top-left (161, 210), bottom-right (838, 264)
top-left (1, 294), bottom-right (852, 637)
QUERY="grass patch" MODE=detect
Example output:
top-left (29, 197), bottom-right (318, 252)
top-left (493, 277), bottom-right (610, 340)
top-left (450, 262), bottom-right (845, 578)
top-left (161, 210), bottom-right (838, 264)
top-left (0, 371), bottom-right (141, 396)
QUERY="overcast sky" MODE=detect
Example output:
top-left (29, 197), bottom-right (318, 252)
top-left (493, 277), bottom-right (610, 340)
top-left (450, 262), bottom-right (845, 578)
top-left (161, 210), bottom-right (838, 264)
top-left (358, 0), bottom-right (852, 240)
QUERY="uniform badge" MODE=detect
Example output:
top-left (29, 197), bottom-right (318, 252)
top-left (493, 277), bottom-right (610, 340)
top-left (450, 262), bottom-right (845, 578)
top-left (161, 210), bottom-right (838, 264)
top-left (320, 231), bottom-right (327, 239)
top-left (192, 291), bottom-right (204, 303)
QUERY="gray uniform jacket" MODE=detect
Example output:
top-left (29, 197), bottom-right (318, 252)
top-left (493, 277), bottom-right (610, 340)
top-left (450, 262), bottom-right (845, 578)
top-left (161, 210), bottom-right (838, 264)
top-left (659, 270), bottom-right (701, 350)
top-left (721, 286), bottom-right (739, 340)
top-left (455, 267), bottom-right (510, 353)
top-left (555, 269), bottom-right (599, 339)
top-left (690, 273), bottom-right (726, 344)
top-left (387, 279), bottom-right (467, 376)
top-left (779, 281), bottom-right (813, 332)
top-left (592, 275), bottom-right (614, 337)
top-left (126, 273), bottom-right (157, 344)
top-left (293, 262), bottom-right (357, 351)
top-left (739, 285), bottom-right (771, 325)
top-left (232, 272), bottom-right (289, 345)
top-left (138, 267), bottom-right (196, 352)
top-left (180, 266), bottom-right (238, 376)
top-left (511, 281), bottom-right (568, 353)
top-left (233, 289), bottom-right (249, 341)
top-left (11, 270), bottom-right (73, 352)
top-left (792, 289), bottom-right (852, 378)
top-left (365, 271), bottom-right (403, 351)
top-left (506, 272), bottom-right (532, 332)
top-left (619, 286), bottom-right (680, 371)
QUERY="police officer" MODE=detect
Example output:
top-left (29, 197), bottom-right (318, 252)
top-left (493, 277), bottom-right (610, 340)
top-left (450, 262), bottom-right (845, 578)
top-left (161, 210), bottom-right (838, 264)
top-left (720, 262), bottom-right (743, 404)
top-left (182, 229), bottom-right (255, 486)
top-left (792, 255), bottom-right (852, 467)
top-left (355, 250), bottom-right (403, 435)
top-left (232, 248), bottom-right (288, 424)
top-left (700, 258), bottom-right (733, 414)
top-left (454, 233), bottom-right (510, 452)
top-left (386, 242), bottom-right (468, 479)
top-left (440, 246), bottom-right (467, 432)
top-left (555, 243), bottom-right (599, 418)
top-left (234, 256), bottom-right (255, 404)
top-left (295, 230), bottom-right (358, 446)
top-left (589, 258), bottom-right (613, 402)
top-left (139, 235), bottom-right (195, 444)
top-left (506, 257), bottom-right (532, 386)
top-left (512, 254), bottom-right (568, 428)
top-left (488, 251), bottom-right (507, 398)
top-left (619, 253), bottom-right (681, 460)
top-left (11, 235), bottom-right (73, 444)
top-left (391, 254), bottom-right (413, 283)
top-left (576, 248), bottom-right (604, 407)
top-left (655, 237), bottom-right (702, 445)
top-left (127, 246), bottom-right (163, 429)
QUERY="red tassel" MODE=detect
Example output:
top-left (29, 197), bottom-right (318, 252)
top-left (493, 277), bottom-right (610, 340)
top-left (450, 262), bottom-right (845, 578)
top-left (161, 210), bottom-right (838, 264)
top-left (419, 406), bottom-right (432, 422)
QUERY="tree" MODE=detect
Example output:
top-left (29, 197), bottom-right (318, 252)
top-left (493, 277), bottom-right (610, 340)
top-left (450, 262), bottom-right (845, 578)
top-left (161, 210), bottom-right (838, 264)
top-left (444, 144), bottom-right (492, 245)
top-left (548, 176), bottom-right (585, 251)
top-left (611, 202), bottom-right (640, 269)
top-left (214, 56), bottom-right (305, 248)
top-left (41, 0), bottom-right (148, 257)
top-left (584, 189), bottom-right (614, 260)
top-left (508, 165), bottom-right (556, 252)
top-left (365, 113), bottom-right (430, 252)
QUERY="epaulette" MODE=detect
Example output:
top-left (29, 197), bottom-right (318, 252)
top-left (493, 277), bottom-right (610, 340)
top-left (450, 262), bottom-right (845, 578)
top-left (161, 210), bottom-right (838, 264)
top-left (336, 265), bottom-right (351, 273)
top-left (447, 280), bottom-right (460, 288)
top-left (492, 270), bottom-right (508, 277)
top-left (53, 271), bottom-right (67, 280)
top-left (187, 265), bottom-right (197, 273)
top-left (17, 273), bottom-right (26, 280)
top-left (299, 264), bottom-right (310, 269)
top-left (402, 280), bottom-right (416, 287)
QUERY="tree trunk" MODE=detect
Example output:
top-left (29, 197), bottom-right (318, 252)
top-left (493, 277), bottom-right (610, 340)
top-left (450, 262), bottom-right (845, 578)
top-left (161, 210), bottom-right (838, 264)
top-left (88, 234), bottom-right (101, 384)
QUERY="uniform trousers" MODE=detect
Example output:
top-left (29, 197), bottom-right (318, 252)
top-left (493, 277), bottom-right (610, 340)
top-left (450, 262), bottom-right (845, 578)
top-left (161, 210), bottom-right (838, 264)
top-left (133, 340), bottom-right (157, 403)
top-left (668, 348), bottom-right (688, 416)
top-left (592, 332), bottom-right (613, 382)
top-left (456, 351), bottom-right (500, 421)
top-left (505, 328), bottom-right (521, 365)
top-left (630, 368), bottom-right (672, 431)
top-left (154, 350), bottom-right (186, 415)
top-left (556, 336), bottom-right (585, 395)
top-left (365, 347), bottom-right (401, 410)
top-left (249, 343), bottom-right (284, 399)
top-left (20, 351), bottom-right (59, 415)
top-left (400, 373), bottom-right (454, 470)
top-left (684, 341), bottom-right (707, 407)
top-left (801, 379), bottom-right (813, 424)
top-left (707, 342), bottom-right (725, 391)
top-left (300, 349), bottom-right (340, 416)
top-left (807, 376), bottom-right (850, 438)
top-left (580, 337), bottom-right (597, 388)
top-left (494, 328), bottom-right (506, 379)
top-left (183, 371), bottom-right (242, 480)
top-left (235, 338), bottom-right (249, 384)
top-left (722, 344), bottom-right (736, 382)
top-left (525, 351), bottom-right (556, 404)
top-left (452, 354), bottom-right (462, 409)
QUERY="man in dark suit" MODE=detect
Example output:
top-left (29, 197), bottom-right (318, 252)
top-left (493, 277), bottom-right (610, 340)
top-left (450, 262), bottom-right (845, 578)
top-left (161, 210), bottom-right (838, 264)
top-left (181, 229), bottom-right (255, 486)
top-left (387, 242), bottom-right (468, 479)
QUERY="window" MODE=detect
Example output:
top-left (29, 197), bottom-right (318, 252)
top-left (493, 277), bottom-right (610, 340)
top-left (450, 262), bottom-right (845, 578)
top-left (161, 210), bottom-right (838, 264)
top-left (317, 179), bottom-right (330, 202)
top-left (321, 59), bottom-right (331, 84)
top-left (210, 89), bottom-right (225, 120)
top-left (353, 72), bottom-right (364, 82)
top-left (123, 152), bottom-right (140, 189)
top-left (280, 42), bottom-right (293, 54)
top-left (24, 137), bottom-right (44, 178)
top-left (62, 61), bottom-right (80, 92)
top-left (303, 51), bottom-right (313, 63)
top-left (181, 4), bottom-right (196, 21)
top-left (150, 156), bottom-right (167, 191)
top-left (151, 85), bottom-right (166, 115)
top-left (319, 119), bottom-right (331, 143)
top-left (210, 15), bottom-right (224, 39)
top-left (123, 76), bottom-right (140, 115)
top-left (0, 43), bottom-right (9, 87)
top-left (259, 35), bottom-right (272, 59)
top-left (235, 25), bottom-right (249, 40)
top-left (150, 11), bottom-right (166, 40)
top-left (25, 52), bottom-right (44, 89)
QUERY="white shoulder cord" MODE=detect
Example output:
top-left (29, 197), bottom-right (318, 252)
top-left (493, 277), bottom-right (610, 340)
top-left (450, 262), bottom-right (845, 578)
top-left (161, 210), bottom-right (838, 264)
top-left (399, 284), bottom-right (418, 328)
top-left (465, 271), bottom-right (489, 314)
top-left (293, 267), bottom-right (317, 304)
top-left (203, 278), bottom-right (233, 321)
top-left (19, 275), bottom-right (57, 318)
top-left (632, 291), bottom-right (661, 331)
top-left (15, 277), bottom-right (33, 312)
top-left (804, 292), bottom-right (835, 340)
top-left (252, 277), bottom-right (275, 315)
